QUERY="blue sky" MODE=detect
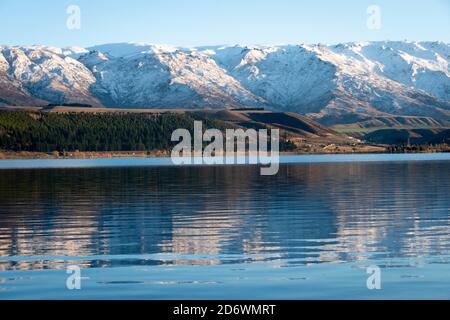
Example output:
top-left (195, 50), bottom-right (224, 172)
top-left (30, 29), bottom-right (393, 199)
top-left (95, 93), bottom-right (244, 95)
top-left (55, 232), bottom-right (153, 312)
top-left (0, 0), bottom-right (449, 47)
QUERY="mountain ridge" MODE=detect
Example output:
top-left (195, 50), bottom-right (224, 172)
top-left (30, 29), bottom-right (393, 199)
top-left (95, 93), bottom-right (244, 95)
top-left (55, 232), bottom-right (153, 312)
top-left (0, 41), bottom-right (449, 125)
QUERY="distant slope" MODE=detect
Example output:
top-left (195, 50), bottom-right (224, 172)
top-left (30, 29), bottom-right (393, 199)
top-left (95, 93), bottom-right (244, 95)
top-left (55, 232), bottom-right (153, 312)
top-left (364, 128), bottom-right (450, 145)
top-left (192, 109), bottom-right (347, 141)
top-left (323, 114), bottom-right (448, 127)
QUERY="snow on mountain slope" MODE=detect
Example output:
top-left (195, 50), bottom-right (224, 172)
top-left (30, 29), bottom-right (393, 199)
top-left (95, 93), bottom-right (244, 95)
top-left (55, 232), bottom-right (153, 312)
top-left (328, 41), bottom-right (449, 101)
top-left (0, 50), bottom-right (46, 106)
top-left (204, 42), bottom-right (449, 122)
top-left (80, 46), bottom-right (264, 108)
top-left (205, 45), bottom-right (337, 113)
top-left (0, 46), bottom-right (101, 106)
top-left (0, 41), bottom-right (448, 123)
top-left (307, 43), bottom-right (450, 121)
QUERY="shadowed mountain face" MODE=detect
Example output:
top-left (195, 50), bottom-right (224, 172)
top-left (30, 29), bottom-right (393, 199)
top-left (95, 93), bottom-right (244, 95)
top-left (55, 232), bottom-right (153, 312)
top-left (0, 41), bottom-right (449, 124)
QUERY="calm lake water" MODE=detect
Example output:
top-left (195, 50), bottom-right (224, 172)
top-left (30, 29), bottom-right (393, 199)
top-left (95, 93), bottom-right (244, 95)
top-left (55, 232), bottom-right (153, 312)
top-left (0, 154), bottom-right (449, 299)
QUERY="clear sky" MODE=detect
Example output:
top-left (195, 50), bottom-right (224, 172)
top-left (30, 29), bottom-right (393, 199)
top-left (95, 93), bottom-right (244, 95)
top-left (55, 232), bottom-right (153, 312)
top-left (0, 0), bottom-right (449, 47)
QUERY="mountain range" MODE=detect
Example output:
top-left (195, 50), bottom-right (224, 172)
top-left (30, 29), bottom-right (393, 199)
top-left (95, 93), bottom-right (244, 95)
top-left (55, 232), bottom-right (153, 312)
top-left (0, 41), bottom-right (449, 125)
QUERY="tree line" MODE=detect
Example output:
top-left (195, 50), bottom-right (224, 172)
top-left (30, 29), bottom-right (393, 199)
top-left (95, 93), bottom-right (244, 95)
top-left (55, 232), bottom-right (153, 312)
top-left (0, 111), bottom-right (216, 152)
top-left (0, 111), bottom-right (295, 152)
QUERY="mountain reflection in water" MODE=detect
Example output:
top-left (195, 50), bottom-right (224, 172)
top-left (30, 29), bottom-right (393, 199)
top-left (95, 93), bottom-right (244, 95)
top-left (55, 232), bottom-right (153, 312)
top-left (1, 161), bottom-right (449, 274)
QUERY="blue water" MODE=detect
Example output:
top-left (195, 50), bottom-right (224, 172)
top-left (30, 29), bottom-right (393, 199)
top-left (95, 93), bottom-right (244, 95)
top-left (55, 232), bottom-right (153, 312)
top-left (1, 153), bottom-right (450, 169)
top-left (0, 154), bottom-right (449, 299)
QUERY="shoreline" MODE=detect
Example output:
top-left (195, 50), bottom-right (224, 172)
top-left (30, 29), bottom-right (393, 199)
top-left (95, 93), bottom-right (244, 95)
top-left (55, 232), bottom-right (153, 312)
top-left (0, 149), bottom-right (386, 160)
top-left (1, 147), bottom-right (449, 161)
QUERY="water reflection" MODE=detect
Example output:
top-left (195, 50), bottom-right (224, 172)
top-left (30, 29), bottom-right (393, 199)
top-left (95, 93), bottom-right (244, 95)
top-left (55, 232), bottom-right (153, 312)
top-left (0, 161), bottom-right (449, 271)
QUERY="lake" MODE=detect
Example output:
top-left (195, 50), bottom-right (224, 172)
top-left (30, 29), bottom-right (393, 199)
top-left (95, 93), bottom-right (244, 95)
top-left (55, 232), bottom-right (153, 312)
top-left (0, 154), bottom-right (449, 299)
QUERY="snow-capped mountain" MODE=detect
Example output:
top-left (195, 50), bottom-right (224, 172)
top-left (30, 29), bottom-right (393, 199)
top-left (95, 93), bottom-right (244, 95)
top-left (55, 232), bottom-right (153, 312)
top-left (0, 41), bottom-right (449, 124)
